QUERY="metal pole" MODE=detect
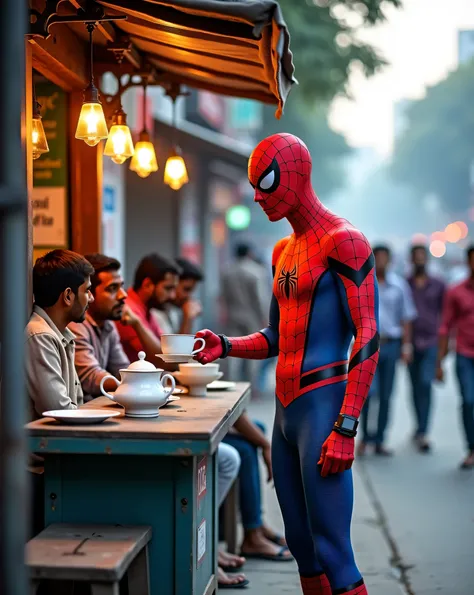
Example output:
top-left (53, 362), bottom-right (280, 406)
top-left (0, 0), bottom-right (28, 593)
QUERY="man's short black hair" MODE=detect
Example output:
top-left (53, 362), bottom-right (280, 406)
top-left (175, 257), bottom-right (203, 282)
top-left (235, 243), bottom-right (251, 259)
top-left (467, 244), bottom-right (474, 260)
top-left (85, 253), bottom-right (121, 295)
top-left (372, 244), bottom-right (391, 258)
top-left (133, 253), bottom-right (181, 290)
top-left (33, 249), bottom-right (94, 308)
top-left (410, 244), bottom-right (428, 257)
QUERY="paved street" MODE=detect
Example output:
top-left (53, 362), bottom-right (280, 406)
top-left (240, 355), bottom-right (474, 594)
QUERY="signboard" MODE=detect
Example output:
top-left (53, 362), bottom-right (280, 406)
top-left (32, 187), bottom-right (67, 247)
top-left (196, 456), bottom-right (207, 507)
top-left (197, 520), bottom-right (206, 566)
top-left (32, 82), bottom-right (68, 248)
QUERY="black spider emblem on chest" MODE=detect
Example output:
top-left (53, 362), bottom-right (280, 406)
top-left (278, 266), bottom-right (297, 299)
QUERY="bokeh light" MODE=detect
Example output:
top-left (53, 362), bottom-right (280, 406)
top-left (455, 221), bottom-right (469, 239)
top-left (429, 240), bottom-right (446, 258)
top-left (444, 222), bottom-right (462, 243)
top-left (411, 233), bottom-right (427, 244)
top-left (431, 231), bottom-right (446, 242)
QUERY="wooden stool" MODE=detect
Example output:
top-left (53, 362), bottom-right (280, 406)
top-left (26, 523), bottom-right (152, 595)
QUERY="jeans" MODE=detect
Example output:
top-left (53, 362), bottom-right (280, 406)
top-left (361, 339), bottom-right (401, 445)
top-left (455, 354), bottom-right (474, 451)
top-left (223, 421), bottom-right (266, 530)
top-left (217, 443), bottom-right (241, 507)
top-left (408, 345), bottom-right (437, 436)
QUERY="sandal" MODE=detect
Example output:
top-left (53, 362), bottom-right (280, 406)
top-left (240, 546), bottom-right (293, 562)
top-left (218, 578), bottom-right (250, 589)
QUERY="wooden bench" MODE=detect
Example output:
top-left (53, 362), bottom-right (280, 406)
top-left (26, 523), bottom-right (152, 595)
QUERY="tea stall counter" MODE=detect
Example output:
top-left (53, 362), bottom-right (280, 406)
top-left (27, 383), bottom-right (251, 595)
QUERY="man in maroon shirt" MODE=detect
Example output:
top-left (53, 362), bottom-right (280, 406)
top-left (115, 254), bottom-right (180, 363)
top-left (437, 244), bottom-right (474, 469)
top-left (408, 245), bottom-right (446, 453)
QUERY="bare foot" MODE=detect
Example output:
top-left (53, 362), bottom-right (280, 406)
top-left (218, 550), bottom-right (245, 569)
top-left (241, 528), bottom-right (293, 559)
top-left (262, 525), bottom-right (287, 547)
top-left (217, 566), bottom-right (248, 587)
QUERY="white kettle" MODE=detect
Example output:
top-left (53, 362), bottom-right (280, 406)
top-left (100, 351), bottom-right (175, 418)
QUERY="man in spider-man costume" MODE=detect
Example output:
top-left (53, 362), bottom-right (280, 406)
top-left (195, 133), bottom-right (379, 595)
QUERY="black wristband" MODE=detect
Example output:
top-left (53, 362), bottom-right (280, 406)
top-left (333, 414), bottom-right (359, 438)
top-left (218, 334), bottom-right (232, 359)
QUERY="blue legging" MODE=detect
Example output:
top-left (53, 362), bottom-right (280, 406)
top-left (272, 384), bottom-right (361, 590)
top-left (223, 420), bottom-right (266, 530)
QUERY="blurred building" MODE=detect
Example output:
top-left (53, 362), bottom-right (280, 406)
top-left (458, 30), bottom-right (474, 65)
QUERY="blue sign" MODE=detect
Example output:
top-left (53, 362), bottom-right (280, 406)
top-left (103, 185), bottom-right (116, 213)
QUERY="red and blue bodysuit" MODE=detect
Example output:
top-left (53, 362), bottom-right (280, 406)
top-left (196, 133), bottom-right (380, 595)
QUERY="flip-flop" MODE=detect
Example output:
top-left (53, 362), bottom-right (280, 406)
top-left (218, 578), bottom-right (250, 589)
top-left (240, 546), bottom-right (293, 562)
top-left (265, 532), bottom-right (286, 547)
top-left (220, 564), bottom-right (245, 573)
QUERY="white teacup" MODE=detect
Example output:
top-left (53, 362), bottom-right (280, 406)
top-left (161, 334), bottom-right (206, 356)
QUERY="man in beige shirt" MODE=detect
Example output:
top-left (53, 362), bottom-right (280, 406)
top-left (71, 253), bottom-right (161, 398)
top-left (25, 249), bottom-right (95, 419)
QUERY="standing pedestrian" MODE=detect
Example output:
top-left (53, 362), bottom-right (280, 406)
top-left (407, 245), bottom-right (446, 452)
top-left (358, 245), bottom-right (417, 456)
top-left (437, 244), bottom-right (474, 469)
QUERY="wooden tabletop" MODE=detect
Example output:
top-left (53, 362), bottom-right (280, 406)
top-left (27, 383), bottom-right (250, 456)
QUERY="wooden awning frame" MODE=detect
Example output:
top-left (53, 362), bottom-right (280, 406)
top-left (28, 0), bottom-right (296, 118)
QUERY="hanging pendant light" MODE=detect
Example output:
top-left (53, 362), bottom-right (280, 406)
top-left (31, 84), bottom-right (49, 160)
top-left (130, 83), bottom-right (158, 178)
top-left (164, 86), bottom-right (188, 191)
top-left (104, 105), bottom-right (134, 164)
top-left (164, 146), bottom-right (188, 190)
top-left (75, 23), bottom-right (108, 147)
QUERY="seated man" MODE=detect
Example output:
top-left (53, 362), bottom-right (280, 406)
top-left (25, 249), bottom-right (94, 419)
top-left (151, 257), bottom-right (203, 335)
top-left (70, 253), bottom-right (159, 398)
top-left (116, 253), bottom-right (180, 363)
top-left (25, 249), bottom-right (94, 536)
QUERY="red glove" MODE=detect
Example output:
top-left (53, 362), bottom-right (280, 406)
top-left (318, 431), bottom-right (355, 477)
top-left (194, 329), bottom-right (223, 364)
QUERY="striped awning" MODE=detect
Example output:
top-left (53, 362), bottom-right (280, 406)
top-left (97, 0), bottom-right (296, 117)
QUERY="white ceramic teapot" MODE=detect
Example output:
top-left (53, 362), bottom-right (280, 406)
top-left (100, 351), bottom-right (175, 418)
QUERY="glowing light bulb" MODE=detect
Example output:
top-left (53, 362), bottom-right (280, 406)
top-left (75, 102), bottom-right (108, 147)
top-left (31, 117), bottom-right (49, 160)
top-left (164, 150), bottom-right (188, 190)
top-left (104, 123), bottom-right (134, 165)
top-left (130, 133), bottom-right (158, 178)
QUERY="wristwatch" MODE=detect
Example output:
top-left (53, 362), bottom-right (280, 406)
top-left (218, 334), bottom-right (232, 359)
top-left (333, 414), bottom-right (359, 438)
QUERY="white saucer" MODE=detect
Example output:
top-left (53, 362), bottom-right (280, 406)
top-left (162, 396), bottom-right (181, 407)
top-left (172, 387), bottom-right (185, 395)
top-left (156, 353), bottom-right (195, 363)
top-left (42, 409), bottom-right (122, 425)
top-left (207, 380), bottom-right (236, 391)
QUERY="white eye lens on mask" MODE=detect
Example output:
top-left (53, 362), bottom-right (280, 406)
top-left (259, 169), bottom-right (275, 190)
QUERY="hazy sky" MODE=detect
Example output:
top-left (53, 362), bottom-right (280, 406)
top-left (329, 0), bottom-right (474, 156)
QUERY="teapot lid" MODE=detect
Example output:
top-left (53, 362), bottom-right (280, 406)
top-left (126, 351), bottom-right (157, 371)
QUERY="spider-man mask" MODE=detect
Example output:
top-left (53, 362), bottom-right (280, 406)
top-left (248, 133), bottom-right (312, 222)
